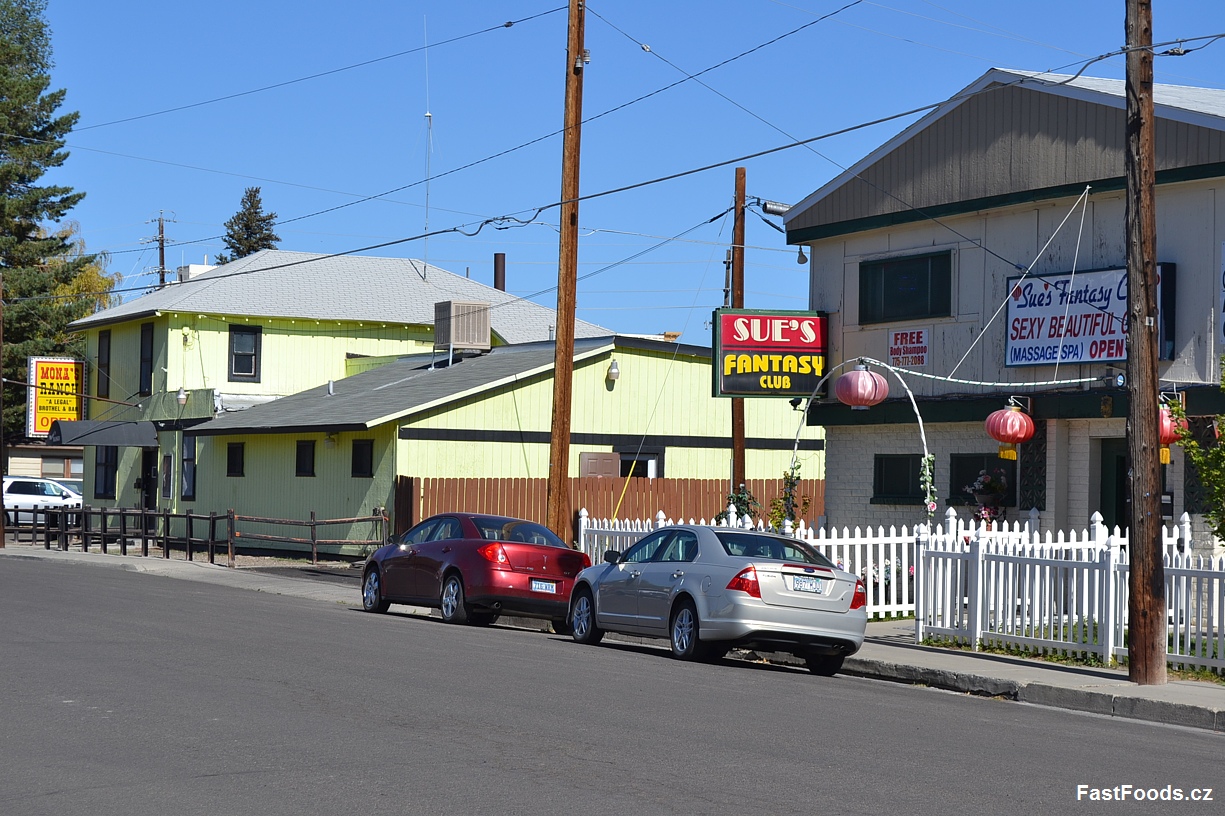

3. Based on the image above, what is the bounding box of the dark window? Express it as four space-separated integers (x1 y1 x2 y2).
97 330 111 399
296 440 315 477
859 252 952 324
161 454 172 498
950 454 1016 507
872 454 923 503
181 435 196 501
95 446 117 499
351 439 374 478
138 323 154 396
229 326 262 382
227 443 245 477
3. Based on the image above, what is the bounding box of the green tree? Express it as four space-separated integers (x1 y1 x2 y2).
0 0 98 438
1171 400 1225 540
214 186 280 264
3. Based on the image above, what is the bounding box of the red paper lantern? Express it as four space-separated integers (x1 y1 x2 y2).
834 365 889 410
984 405 1035 460
1158 404 1188 465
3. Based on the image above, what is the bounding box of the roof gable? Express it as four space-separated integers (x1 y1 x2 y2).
787 69 1225 241
71 250 609 345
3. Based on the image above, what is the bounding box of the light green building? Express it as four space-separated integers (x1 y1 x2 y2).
59 250 609 514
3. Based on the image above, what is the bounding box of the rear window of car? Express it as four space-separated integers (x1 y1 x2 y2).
476 518 567 548
714 531 835 568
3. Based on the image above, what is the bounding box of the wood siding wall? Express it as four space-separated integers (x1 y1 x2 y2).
792 83 1225 230
398 476 826 539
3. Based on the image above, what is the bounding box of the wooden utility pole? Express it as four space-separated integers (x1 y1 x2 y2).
731 167 747 490
157 212 167 287
545 0 586 542
1124 0 1166 685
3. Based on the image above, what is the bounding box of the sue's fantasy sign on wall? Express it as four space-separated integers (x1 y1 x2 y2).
1005 264 1175 367
712 309 827 397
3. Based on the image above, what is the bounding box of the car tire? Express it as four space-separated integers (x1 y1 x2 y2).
362 567 390 613
669 600 702 660
805 653 845 676
440 573 469 624
550 617 573 636
570 588 604 645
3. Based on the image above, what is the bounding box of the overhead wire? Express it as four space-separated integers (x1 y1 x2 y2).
74 8 567 132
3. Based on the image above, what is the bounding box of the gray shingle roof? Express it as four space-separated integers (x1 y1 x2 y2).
192 336 619 435
71 250 609 344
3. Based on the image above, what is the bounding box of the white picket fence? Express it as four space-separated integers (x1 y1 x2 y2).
578 505 1222 672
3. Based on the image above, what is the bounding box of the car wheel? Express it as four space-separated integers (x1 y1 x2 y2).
551 617 573 636
362 567 390 613
669 600 702 660
805 653 845 676
440 573 469 624
570 588 604 645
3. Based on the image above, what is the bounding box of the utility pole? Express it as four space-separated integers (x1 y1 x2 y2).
731 167 747 491
545 0 586 542
143 211 174 287
1124 0 1165 685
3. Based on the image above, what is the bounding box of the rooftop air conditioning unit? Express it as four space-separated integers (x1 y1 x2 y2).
434 301 491 352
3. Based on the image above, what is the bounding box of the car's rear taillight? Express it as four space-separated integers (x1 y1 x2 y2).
850 578 867 610
580 552 592 568
726 567 761 599
478 542 510 566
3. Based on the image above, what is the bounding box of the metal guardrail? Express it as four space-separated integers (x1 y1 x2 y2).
9 505 388 567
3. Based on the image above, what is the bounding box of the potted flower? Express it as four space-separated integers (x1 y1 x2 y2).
964 468 1008 521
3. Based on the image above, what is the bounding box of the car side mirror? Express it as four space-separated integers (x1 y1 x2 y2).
603 550 622 564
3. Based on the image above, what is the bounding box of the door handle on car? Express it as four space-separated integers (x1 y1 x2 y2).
672 570 684 579
629 570 641 578
442 546 451 553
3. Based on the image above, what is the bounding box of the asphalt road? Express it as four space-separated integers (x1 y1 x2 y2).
2 558 1221 816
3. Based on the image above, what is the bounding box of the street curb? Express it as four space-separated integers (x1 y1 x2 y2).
838 659 1225 733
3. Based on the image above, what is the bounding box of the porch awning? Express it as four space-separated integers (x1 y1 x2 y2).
47 420 159 447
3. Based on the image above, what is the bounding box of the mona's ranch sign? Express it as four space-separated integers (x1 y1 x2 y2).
1005 264 1175 367
713 309 827 397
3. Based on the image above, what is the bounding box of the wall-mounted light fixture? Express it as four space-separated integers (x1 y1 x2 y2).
324 433 337 449
796 246 808 265
606 359 620 382
176 386 188 406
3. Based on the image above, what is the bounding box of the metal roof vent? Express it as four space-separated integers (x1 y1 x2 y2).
434 301 491 352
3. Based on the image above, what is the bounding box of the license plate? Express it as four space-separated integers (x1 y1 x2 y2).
791 574 825 594
530 579 557 594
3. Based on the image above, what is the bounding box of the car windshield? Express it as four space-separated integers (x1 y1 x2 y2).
476 517 566 548
714 531 835 568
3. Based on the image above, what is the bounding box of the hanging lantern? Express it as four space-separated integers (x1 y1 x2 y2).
985 404 1034 460
834 364 889 410
1158 404 1187 465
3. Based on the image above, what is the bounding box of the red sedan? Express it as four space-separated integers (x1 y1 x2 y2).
361 513 591 630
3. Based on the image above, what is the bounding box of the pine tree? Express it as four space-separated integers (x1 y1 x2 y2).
214 187 280 264
0 0 99 439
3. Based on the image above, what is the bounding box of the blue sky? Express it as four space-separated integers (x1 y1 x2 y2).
43 1 1225 346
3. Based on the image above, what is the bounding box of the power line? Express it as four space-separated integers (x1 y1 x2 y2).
74 8 566 132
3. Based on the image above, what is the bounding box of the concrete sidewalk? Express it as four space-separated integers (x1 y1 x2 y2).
4 543 1222 732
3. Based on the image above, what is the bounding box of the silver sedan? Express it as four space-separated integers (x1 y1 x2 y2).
568 525 867 675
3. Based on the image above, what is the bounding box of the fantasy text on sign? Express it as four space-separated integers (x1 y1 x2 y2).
27 357 84 437
712 309 827 398
888 328 928 367
1004 265 1175 367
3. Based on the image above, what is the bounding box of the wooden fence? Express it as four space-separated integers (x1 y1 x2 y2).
397 475 825 539
13 505 388 566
